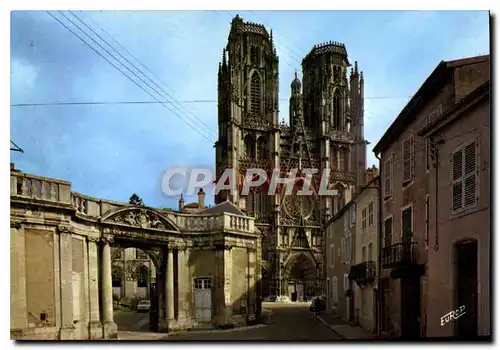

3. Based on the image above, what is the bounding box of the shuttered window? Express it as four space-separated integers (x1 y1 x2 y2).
384 217 393 247
332 277 338 303
368 201 374 226
341 237 345 262
452 141 478 212
384 157 393 198
425 194 429 247
403 136 415 183
362 208 367 230
329 244 335 267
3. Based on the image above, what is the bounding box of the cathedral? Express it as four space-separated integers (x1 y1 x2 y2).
214 15 367 299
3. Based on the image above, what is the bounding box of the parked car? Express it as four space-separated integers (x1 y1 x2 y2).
136 300 151 313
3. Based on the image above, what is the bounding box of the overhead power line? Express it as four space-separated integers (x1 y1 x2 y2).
47 11 214 142
11 95 412 108
68 11 214 134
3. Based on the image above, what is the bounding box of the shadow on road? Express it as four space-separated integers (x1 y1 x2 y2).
114 310 151 333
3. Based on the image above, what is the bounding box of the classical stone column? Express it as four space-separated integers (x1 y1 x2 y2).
101 236 117 339
247 247 256 321
87 237 102 339
177 247 189 323
165 248 175 329
215 242 233 327
58 225 75 340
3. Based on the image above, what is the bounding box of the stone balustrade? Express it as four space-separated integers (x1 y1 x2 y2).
176 213 255 234
11 170 256 236
10 172 71 204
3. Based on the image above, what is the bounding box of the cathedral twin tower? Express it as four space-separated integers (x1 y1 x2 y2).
215 15 366 298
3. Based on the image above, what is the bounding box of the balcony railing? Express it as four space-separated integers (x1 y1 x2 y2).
348 261 376 286
381 242 417 268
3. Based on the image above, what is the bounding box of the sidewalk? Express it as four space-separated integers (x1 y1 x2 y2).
314 313 380 339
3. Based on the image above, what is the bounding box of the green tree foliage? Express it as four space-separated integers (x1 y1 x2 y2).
129 193 144 206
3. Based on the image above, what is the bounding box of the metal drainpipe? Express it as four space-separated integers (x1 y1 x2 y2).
375 153 383 337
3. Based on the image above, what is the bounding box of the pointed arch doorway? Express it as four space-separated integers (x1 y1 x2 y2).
284 253 317 302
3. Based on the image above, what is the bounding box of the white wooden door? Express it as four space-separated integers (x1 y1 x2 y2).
297 283 304 301
194 278 212 322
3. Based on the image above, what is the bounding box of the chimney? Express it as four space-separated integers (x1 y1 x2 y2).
198 188 205 208
365 165 379 185
10 163 15 171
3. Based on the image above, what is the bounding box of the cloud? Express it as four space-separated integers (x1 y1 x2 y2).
10 58 39 99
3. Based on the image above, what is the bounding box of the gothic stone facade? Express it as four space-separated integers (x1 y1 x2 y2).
10 168 261 340
214 15 366 298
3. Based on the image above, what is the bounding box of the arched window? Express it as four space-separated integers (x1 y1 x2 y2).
250 73 261 115
333 90 341 128
362 246 367 262
137 265 149 288
247 191 255 215
244 134 255 159
259 191 268 215
368 243 373 262
258 136 268 160
112 266 123 288
338 147 345 170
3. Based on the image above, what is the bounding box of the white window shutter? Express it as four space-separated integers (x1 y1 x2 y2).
464 141 477 206
452 149 464 211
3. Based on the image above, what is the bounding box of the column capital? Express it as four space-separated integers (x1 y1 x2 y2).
10 220 22 229
87 236 100 243
57 224 73 234
101 235 114 245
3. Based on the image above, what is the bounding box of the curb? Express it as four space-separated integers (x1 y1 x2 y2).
313 314 345 339
168 323 267 336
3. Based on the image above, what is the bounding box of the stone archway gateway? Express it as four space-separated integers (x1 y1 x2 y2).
10 170 262 340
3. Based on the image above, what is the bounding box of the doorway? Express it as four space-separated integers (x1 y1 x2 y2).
288 282 304 302
401 275 421 339
380 278 391 334
455 240 478 338
194 277 212 323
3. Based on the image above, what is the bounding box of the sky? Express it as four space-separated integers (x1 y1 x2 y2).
10 10 490 209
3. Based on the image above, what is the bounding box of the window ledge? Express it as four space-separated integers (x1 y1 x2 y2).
449 205 485 221
402 179 414 189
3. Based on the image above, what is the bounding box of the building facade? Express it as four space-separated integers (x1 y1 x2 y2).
418 58 490 337
372 54 489 339
351 171 379 332
324 198 356 321
10 168 262 340
214 14 367 299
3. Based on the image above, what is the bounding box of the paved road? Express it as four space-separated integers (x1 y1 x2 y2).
163 303 342 341
114 310 150 332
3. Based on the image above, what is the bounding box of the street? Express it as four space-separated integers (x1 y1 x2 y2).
165 303 341 341
114 310 151 332
115 303 341 340
114 302 341 341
